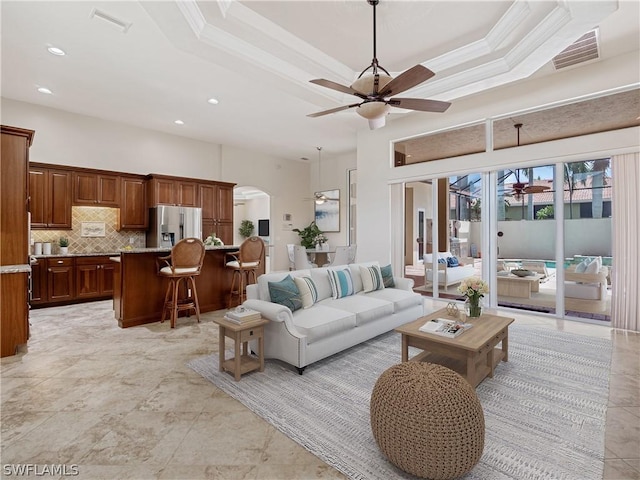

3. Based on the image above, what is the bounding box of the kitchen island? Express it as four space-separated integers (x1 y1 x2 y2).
112 245 263 328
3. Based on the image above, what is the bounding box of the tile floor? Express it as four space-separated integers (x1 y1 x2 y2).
1 299 638 480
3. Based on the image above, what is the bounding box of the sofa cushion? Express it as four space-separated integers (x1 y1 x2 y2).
380 264 395 288
565 282 601 300
319 295 393 326
365 288 423 313
360 265 385 293
584 258 600 274
328 267 355 299
268 275 302 312
292 305 356 344
294 276 318 309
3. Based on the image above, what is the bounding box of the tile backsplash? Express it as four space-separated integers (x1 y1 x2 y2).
31 207 146 254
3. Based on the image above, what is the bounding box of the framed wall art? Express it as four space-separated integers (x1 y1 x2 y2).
314 189 340 232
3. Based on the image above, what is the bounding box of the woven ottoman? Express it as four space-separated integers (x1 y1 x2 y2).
370 362 485 480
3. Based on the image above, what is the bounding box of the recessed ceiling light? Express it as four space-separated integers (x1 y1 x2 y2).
37 87 53 95
174 120 184 125
207 98 219 105
47 46 66 56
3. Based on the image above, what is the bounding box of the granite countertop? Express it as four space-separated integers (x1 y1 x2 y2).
119 245 239 254
0 264 31 274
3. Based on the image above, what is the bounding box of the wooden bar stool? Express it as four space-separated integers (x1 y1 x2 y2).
157 238 205 328
225 236 265 307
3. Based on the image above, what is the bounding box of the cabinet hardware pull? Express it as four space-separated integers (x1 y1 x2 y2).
57 260 63 264
48 268 52 272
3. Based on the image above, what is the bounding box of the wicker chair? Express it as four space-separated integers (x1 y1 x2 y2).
225 236 265 307
157 237 205 329
370 362 485 479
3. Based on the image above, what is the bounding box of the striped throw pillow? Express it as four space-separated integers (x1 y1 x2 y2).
327 268 354 299
360 265 385 293
294 276 319 309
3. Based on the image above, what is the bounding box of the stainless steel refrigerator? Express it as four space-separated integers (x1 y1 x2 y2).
146 206 202 248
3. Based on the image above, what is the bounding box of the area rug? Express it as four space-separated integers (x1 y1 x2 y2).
188 325 612 480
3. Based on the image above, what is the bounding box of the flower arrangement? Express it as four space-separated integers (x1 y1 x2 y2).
314 234 328 245
204 233 224 247
457 277 489 317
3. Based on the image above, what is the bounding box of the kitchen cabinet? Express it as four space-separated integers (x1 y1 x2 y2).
1 125 33 266
29 257 47 304
76 256 114 299
147 175 199 207
199 182 234 244
119 175 147 229
73 171 120 206
1 272 29 357
29 165 72 229
1 124 33 357
47 257 75 302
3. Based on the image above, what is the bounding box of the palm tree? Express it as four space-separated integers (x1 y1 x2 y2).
590 158 610 218
564 162 590 219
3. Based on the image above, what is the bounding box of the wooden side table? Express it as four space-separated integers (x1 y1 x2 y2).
214 316 268 381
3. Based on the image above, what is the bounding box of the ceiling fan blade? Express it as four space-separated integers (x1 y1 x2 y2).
522 185 550 194
309 79 367 99
307 103 361 118
379 65 435 97
387 97 451 113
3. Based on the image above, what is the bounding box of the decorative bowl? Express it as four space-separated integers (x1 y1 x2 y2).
511 269 534 277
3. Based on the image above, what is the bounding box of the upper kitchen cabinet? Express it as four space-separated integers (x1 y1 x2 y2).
199 181 235 244
119 175 147 230
1 125 33 265
73 171 120 207
29 163 72 230
147 175 199 207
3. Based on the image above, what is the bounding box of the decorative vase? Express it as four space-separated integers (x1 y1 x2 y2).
465 298 482 318
59 246 69 255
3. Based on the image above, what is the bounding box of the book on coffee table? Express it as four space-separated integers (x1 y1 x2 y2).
419 318 472 338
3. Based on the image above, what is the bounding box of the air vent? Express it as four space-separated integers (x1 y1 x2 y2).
553 29 599 70
89 8 132 33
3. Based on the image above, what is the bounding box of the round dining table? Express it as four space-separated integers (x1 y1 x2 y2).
305 247 336 267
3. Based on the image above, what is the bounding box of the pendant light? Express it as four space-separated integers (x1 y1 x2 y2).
315 147 327 204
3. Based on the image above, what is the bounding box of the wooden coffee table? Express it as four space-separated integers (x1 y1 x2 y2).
496 273 542 298
395 308 514 388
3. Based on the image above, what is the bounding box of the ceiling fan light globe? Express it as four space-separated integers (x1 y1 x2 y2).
356 101 390 120
351 73 393 95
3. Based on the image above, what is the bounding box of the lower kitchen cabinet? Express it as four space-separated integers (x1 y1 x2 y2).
1 271 29 357
30 255 116 308
76 256 114 299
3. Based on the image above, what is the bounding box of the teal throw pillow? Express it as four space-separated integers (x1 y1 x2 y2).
380 264 395 288
327 268 355 299
268 275 302 312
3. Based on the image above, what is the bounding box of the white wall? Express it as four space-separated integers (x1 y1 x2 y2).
1 98 311 271
355 51 640 271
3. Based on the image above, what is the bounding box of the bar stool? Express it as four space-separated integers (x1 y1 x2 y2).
157 238 205 328
225 236 265 307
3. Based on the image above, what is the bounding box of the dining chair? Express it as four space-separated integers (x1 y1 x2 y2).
157 237 205 328
286 244 296 270
293 245 318 270
347 244 357 264
328 246 351 267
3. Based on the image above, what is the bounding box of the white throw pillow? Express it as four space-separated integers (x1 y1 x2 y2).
293 276 318 309
359 265 385 293
585 258 600 274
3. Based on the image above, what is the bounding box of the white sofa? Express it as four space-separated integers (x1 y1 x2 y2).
564 263 609 314
243 262 424 374
423 251 476 288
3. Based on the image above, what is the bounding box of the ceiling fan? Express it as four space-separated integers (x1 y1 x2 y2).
304 147 339 204
307 0 451 130
508 124 550 201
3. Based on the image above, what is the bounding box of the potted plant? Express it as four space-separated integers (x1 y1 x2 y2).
239 220 255 238
293 221 324 249
59 236 69 255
